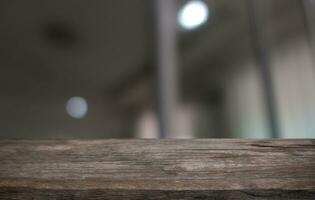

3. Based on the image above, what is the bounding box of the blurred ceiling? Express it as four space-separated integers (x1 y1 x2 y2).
0 0 152 98
0 0 252 98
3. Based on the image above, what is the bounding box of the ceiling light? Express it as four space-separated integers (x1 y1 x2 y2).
66 97 88 119
178 0 209 30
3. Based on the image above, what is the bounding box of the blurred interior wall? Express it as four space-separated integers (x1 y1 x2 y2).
224 0 315 138
265 0 315 138
136 103 214 138
224 59 270 138
0 93 133 139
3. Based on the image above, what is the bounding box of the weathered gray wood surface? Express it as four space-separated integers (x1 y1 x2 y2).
0 139 314 199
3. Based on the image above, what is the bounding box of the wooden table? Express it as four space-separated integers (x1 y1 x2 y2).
0 139 314 199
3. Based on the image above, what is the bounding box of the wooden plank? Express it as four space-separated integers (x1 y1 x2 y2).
0 139 314 199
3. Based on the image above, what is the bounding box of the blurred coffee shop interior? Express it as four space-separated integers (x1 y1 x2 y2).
1 0 315 139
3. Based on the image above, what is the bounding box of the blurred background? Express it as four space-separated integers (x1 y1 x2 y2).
0 0 315 139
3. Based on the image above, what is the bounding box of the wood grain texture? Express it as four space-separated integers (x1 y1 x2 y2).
0 139 314 199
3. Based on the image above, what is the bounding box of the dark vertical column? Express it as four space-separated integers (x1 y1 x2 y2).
246 0 280 138
154 0 179 138
300 0 315 61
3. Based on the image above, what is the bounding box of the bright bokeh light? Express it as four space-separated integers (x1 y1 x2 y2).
178 0 209 30
66 97 88 119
